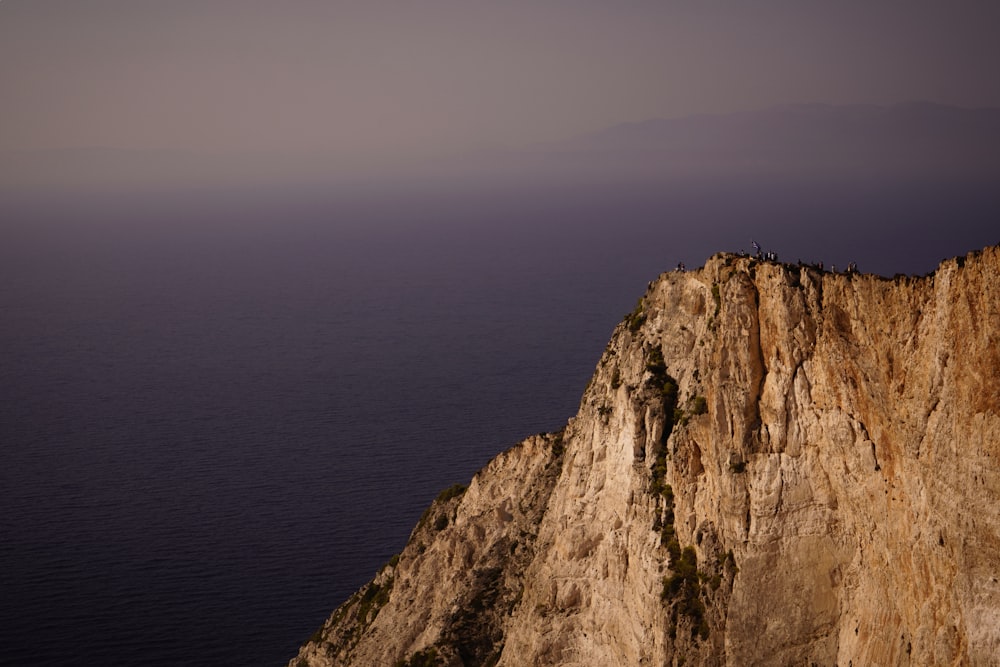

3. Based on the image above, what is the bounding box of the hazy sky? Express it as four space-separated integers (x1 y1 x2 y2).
3 1 1000 158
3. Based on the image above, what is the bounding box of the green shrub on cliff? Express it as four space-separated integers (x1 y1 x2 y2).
662 546 710 640
435 483 468 503
395 646 441 667
625 298 647 332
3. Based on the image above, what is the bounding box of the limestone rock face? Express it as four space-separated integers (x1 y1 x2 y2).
289 246 1000 667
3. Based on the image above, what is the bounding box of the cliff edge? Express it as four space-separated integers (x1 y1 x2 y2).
290 245 1000 667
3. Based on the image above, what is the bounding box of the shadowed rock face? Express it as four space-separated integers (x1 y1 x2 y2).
290 245 1000 667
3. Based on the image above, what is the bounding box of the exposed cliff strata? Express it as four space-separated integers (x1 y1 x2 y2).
290 245 1000 667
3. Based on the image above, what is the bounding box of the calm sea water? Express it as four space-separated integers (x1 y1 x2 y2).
1 181 996 665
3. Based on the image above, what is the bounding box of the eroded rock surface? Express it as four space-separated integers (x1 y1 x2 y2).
290 246 1000 667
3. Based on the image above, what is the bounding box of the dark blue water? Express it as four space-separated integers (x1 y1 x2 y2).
1 180 997 665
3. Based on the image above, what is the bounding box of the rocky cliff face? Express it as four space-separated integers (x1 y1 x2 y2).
289 245 1000 667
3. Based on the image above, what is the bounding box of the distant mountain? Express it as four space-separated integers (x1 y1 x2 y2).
537 101 1000 180
5 103 999 192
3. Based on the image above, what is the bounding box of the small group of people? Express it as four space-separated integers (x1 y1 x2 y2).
676 241 860 275
801 260 859 274
747 240 860 275
744 240 777 262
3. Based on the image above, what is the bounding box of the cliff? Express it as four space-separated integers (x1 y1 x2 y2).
289 245 1000 667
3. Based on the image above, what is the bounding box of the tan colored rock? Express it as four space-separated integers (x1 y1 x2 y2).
290 246 1000 667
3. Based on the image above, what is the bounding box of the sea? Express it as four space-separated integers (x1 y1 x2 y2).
2 178 997 665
